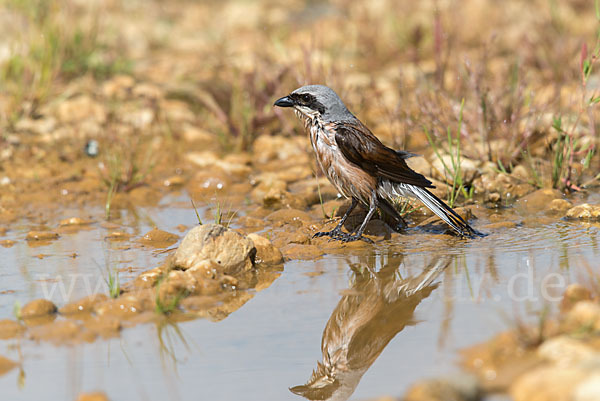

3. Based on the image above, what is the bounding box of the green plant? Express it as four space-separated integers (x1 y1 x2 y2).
520 149 543 188
107 267 120 299
105 175 117 220
154 277 186 315
156 320 191 371
212 201 237 227
190 198 203 225
551 116 594 190
547 14 600 191
394 198 423 217
424 99 473 207
100 137 157 219
13 301 22 320
0 0 131 125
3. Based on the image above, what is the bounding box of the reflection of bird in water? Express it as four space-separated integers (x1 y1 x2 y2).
290 255 450 401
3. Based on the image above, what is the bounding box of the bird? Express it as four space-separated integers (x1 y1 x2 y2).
290 253 450 401
274 84 481 243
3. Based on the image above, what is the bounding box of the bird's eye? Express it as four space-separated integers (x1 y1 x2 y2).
300 94 311 103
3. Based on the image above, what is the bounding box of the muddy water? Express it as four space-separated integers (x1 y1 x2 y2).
1 194 599 401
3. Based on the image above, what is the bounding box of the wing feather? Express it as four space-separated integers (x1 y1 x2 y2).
334 121 434 188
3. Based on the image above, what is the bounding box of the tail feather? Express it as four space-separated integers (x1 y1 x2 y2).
377 180 482 237
407 186 480 237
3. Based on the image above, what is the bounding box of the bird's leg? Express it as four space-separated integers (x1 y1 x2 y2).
313 198 358 239
336 191 378 244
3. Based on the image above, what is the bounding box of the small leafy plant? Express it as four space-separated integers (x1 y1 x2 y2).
425 99 474 207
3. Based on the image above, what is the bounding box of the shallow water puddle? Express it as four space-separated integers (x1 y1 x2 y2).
1 197 599 400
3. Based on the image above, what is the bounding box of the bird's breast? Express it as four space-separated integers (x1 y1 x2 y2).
307 121 376 204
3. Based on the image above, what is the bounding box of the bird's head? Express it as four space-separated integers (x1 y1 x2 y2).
274 85 355 123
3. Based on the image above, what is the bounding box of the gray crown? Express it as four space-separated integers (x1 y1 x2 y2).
292 85 357 123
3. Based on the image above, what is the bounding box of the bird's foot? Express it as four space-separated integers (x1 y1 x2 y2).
313 228 374 244
312 227 343 239
333 232 374 244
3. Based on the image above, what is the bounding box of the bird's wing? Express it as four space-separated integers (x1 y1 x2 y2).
334 121 434 188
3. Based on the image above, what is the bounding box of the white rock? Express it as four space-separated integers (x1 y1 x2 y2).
173 224 256 276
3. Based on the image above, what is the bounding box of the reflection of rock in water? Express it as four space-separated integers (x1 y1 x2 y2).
290 255 450 401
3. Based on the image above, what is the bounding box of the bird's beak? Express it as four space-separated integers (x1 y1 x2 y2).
274 96 294 108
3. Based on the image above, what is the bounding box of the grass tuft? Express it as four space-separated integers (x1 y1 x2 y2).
424 99 473 207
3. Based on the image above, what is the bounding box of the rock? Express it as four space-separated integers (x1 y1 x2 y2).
59 217 93 226
511 165 531 181
59 294 109 315
122 108 154 129
561 284 592 312
138 228 179 248
566 204 600 221
94 295 143 318
14 117 57 135
574 373 600 401
310 199 346 220
161 99 195 123
483 173 513 198
271 230 312 248
188 169 231 194
76 391 111 401
510 183 536 199
430 154 480 185
265 209 313 226
566 301 600 330
281 244 324 260
105 231 131 241
486 192 501 203
250 176 287 201
57 96 106 124
181 125 215 144
25 231 59 241
184 263 229 295
290 177 340 206
163 175 185 187
517 189 563 214
0 319 25 339
406 156 433 178
275 166 313 183
510 366 586 401
403 373 482 401
185 151 219 168
548 199 573 214
186 151 251 179
251 135 306 165
172 224 256 275
237 215 265 229
21 299 57 318
0 240 15 248
538 336 598 366
133 83 163 99
102 74 135 98
262 188 307 210
223 153 252 166
157 270 194 303
482 221 518 230
247 234 284 265
133 266 166 289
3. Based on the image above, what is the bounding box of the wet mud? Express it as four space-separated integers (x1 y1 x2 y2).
2 0 600 400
